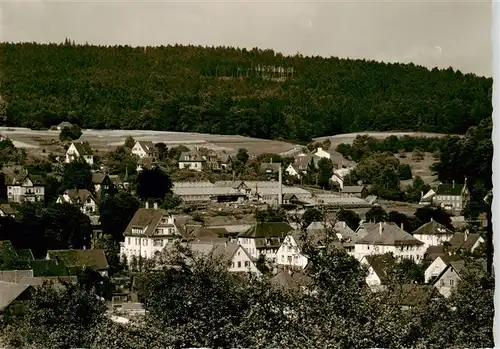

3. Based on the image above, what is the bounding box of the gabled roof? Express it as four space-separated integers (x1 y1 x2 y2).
46 249 109 271
436 183 465 196
178 150 205 162
271 270 312 292
188 227 227 243
62 189 96 204
432 259 487 285
0 204 15 216
123 208 172 237
447 232 484 251
15 249 34 261
30 259 69 277
189 241 255 263
136 141 156 153
91 172 110 185
0 281 32 311
238 222 293 238
293 154 320 170
363 254 395 284
342 185 365 194
0 270 34 283
412 220 454 236
5 172 44 186
71 142 93 156
260 163 281 171
356 222 424 246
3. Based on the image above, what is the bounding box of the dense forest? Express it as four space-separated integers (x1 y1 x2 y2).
0 41 493 142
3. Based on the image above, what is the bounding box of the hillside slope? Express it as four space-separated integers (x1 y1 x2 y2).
0 42 493 142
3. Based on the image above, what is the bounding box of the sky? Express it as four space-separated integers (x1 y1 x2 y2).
0 0 493 77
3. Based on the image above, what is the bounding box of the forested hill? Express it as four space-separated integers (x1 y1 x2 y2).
0 42 493 142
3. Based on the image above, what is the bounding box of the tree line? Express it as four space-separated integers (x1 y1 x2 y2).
0 42 492 142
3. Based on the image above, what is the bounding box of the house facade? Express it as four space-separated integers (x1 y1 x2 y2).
412 219 455 249
131 141 157 159
65 142 94 165
354 222 425 262
330 167 354 190
237 222 293 263
92 172 113 194
276 233 309 270
432 181 469 213
56 189 98 216
178 150 206 172
120 206 184 262
341 185 368 198
424 255 462 284
6 173 45 203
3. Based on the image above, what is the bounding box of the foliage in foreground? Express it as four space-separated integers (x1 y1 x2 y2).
0 245 493 349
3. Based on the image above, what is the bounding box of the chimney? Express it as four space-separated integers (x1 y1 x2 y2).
452 180 455 188
278 165 283 205
464 229 469 241
421 191 423 198
343 222 346 228
145 201 149 209
153 202 158 209
379 222 382 235
430 217 433 222
400 223 404 230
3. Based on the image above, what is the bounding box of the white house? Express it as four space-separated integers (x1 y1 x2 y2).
120 204 185 262
285 154 321 178
178 150 206 172
330 167 354 190
424 255 463 284
189 241 260 274
65 142 94 165
306 221 356 255
432 181 469 213
6 172 45 203
56 189 98 216
0 204 15 217
91 172 113 194
431 259 487 298
354 222 425 262
276 233 309 270
237 222 293 263
412 219 455 249
360 254 392 292
131 141 157 159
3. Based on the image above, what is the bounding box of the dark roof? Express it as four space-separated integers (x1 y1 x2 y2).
432 259 487 285
15 249 34 261
5 172 44 186
260 163 281 172
283 193 298 201
293 154 320 170
436 183 465 196
124 208 176 237
238 222 293 238
447 232 484 251
91 172 110 185
385 284 439 307
342 186 365 194
356 222 424 246
0 240 16 259
271 270 312 292
137 141 156 153
188 227 227 243
61 189 96 204
0 270 34 283
412 220 454 236
72 142 93 155
46 249 109 271
424 246 446 261
30 259 69 277
179 151 205 162
363 254 396 284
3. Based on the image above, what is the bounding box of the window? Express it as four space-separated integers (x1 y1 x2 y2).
237 261 241 268
244 261 249 267
281 255 284 262
449 279 455 287
153 239 163 247
232 262 235 268
287 256 292 263
127 237 130 245
143 239 148 246
440 280 445 286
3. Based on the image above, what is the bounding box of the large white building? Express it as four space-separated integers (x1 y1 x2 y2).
276 233 309 270
56 189 98 217
237 222 293 263
65 142 94 165
120 205 185 262
354 222 425 262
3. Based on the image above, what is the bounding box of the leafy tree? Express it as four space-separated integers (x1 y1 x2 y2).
162 193 182 211
388 211 422 233
236 148 249 164
124 135 135 149
414 206 453 230
397 163 413 180
92 234 121 275
136 167 173 202
365 206 388 223
59 125 82 141
254 206 286 222
336 209 361 231
301 208 324 229
2 281 107 349
61 159 93 191
42 203 93 249
0 172 7 201
404 176 430 203
317 158 333 189
155 142 167 161
99 192 140 242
